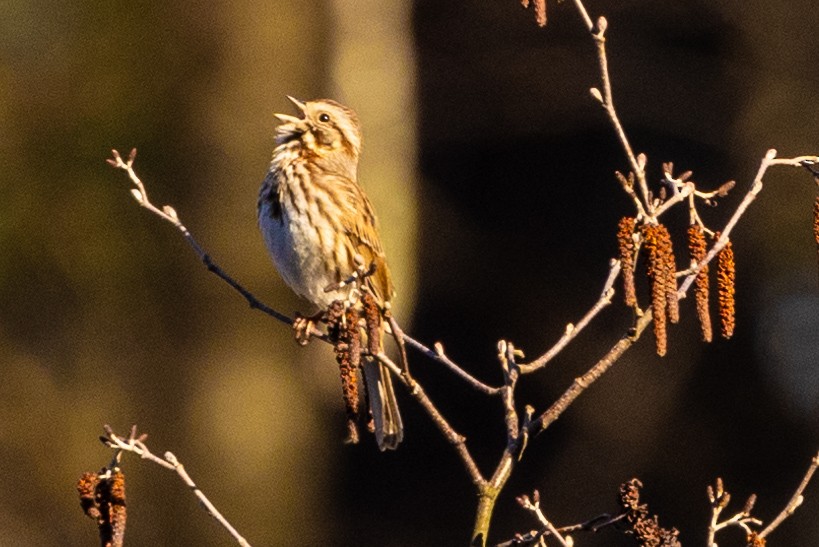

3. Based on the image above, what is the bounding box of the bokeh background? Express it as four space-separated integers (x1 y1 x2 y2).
1 1 818 545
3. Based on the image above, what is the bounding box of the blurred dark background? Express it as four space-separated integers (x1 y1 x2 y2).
1 1 817 545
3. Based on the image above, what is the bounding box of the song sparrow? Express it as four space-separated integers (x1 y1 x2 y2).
257 96 403 450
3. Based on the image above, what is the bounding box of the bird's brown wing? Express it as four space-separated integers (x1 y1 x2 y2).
334 175 395 305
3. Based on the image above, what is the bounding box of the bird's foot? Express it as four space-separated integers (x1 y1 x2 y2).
293 311 325 346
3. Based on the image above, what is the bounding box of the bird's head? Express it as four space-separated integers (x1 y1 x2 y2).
274 96 362 162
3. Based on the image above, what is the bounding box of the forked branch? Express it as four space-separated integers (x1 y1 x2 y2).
98 425 251 547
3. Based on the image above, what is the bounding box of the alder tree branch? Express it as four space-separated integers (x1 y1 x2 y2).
703 455 819 547
98 425 251 547
375 351 486 486
497 478 686 546
495 510 626 547
678 151 819 295
587 17 651 216
706 477 761 546
759 451 819 539
106 150 301 333
516 490 571 547
519 258 620 374
402 334 502 395
107 148 502 391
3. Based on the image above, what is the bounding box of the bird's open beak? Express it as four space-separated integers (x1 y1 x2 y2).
274 96 308 125
286 95 307 112
274 112 302 124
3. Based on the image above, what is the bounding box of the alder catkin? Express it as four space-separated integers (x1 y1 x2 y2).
642 224 669 356
617 217 638 307
327 301 361 444
716 236 736 339
659 226 680 325
687 225 712 342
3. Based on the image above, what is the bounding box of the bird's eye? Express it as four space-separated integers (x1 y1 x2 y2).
318 113 331 123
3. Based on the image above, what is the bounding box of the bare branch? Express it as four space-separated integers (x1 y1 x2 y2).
400 332 503 395
520 259 619 373
517 490 572 547
678 152 819 296
107 149 309 334
100 425 251 547
759 451 819 539
586 19 651 216
498 341 522 449
568 0 593 31
530 308 652 437
495 511 626 546
375 353 486 487
706 477 762 546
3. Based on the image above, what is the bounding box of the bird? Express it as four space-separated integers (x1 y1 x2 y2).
257 96 403 450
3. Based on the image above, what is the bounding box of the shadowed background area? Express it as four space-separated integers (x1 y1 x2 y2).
1 1 817 545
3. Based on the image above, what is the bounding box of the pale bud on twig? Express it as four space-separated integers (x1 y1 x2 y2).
163 205 178 221
742 493 757 515
106 149 123 168
637 153 647 172
589 87 604 104
716 180 736 197
130 189 144 204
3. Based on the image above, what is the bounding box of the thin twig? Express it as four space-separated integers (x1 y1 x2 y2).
678 152 819 296
107 149 317 336
516 491 571 547
385 314 413 382
101 425 251 547
587 18 651 216
375 352 486 487
569 0 593 31
498 341 522 449
530 308 652 436
495 509 627 546
653 182 694 218
760 451 819 538
705 478 761 546
401 332 503 395
520 259 620 373
108 148 488 492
